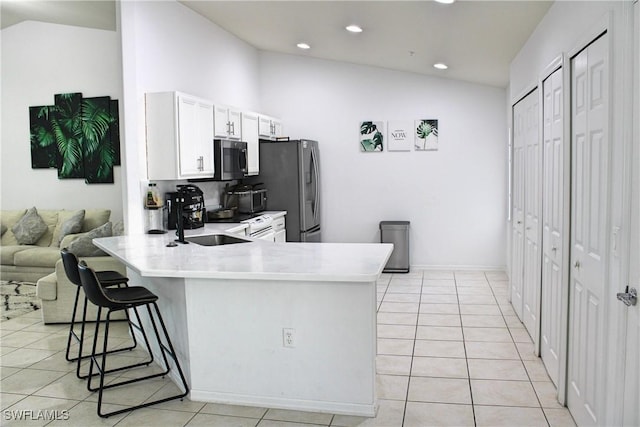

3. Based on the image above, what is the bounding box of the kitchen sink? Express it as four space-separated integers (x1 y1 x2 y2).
184 234 251 246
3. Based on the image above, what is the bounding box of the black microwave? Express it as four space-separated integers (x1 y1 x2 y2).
213 139 247 181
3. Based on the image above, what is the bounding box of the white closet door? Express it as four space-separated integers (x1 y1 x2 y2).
522 89 542 341
622 4 639 424
540 67 565 387
567 32 610 427
511 97 528 319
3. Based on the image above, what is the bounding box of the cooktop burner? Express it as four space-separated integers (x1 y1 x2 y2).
205 212 262 223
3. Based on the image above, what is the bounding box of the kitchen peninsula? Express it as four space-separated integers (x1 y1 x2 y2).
93 232 393 416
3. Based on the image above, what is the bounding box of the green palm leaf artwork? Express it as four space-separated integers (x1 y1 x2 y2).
29 92 121 183
415 119 439 151
30 106 59 168
360 121 384 152
54 93 85 178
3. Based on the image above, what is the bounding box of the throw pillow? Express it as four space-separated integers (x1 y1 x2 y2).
56 210 85 246
11 207 48 244
112 221 125 236
67 222 113 257
1 224 6 236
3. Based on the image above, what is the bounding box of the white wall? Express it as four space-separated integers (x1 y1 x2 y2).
510 1 618 101
119 0 261 233
260 53 508 268
1 21 124 222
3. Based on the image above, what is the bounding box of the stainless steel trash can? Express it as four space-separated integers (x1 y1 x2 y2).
380 221 410 273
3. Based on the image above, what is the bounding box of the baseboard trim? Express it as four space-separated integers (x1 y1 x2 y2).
189 389 376 417
406 265 507 272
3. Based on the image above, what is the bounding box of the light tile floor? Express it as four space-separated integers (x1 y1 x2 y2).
0 270 577 426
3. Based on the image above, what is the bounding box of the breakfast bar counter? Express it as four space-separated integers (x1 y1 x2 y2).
93 234 393 417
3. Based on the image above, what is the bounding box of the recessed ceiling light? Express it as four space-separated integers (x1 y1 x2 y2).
346 25 363 33
434 0 455 4
433 63 448 70
297 43 311 50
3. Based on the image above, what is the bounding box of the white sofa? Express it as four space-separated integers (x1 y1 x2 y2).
37 256 126 324
0 208 125 323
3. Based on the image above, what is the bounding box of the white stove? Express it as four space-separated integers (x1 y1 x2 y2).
241 214 275 240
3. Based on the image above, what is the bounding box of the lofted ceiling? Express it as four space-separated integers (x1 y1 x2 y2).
180 0 552 87
0 0 116 31
1 0 553 88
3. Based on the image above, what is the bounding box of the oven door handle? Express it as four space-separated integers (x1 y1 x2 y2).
251 227 274 239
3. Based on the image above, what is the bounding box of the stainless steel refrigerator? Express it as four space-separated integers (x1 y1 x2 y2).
254 139 321 242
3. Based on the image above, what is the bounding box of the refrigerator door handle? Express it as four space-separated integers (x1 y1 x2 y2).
311 145 320 222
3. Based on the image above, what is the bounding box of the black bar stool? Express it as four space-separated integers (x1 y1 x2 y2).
60 248 139 379
78 262 189 418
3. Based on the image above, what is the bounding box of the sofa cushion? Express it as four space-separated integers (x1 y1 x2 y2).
14 247 61 268
51 210 85 247
0 209 27 246
82 209 111 233
60 232 84 249
12 207 48 245
0 245 31 265
68 222 112 257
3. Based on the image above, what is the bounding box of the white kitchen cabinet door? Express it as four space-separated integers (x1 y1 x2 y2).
271 118 283 138
241 112 259 176
146 92 214 180
273 216 286 242
274 230 286 242
214 106 242 140
258 115 283 140
179 97 214 176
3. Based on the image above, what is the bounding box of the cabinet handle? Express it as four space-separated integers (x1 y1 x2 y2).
197 156 203 171
231 122 235 135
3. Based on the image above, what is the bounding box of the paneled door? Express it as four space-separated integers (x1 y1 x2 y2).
567 32 609 427
622 5 639 423
511 94 529 320
540 67 565 387
522 89 542 341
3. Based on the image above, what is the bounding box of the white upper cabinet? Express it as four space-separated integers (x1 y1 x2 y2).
214 105 242 140
258 115 283 140
145 92 214 180
241 112 260 176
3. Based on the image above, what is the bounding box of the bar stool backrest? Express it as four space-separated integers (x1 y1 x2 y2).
78 262 113 308
60 248 82 287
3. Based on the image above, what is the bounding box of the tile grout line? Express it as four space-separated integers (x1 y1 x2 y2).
399 271 423 427
484 272 552 427
457 272 477 427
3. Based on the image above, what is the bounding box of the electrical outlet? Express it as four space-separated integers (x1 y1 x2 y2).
283 328 295 348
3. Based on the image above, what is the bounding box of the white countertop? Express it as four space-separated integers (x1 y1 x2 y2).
94 229 393 283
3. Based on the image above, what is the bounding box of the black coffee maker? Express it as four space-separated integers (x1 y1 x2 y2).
166 185 205 230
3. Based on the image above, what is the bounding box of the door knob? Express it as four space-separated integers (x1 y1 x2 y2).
617 286 638 307
574 260 581 269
